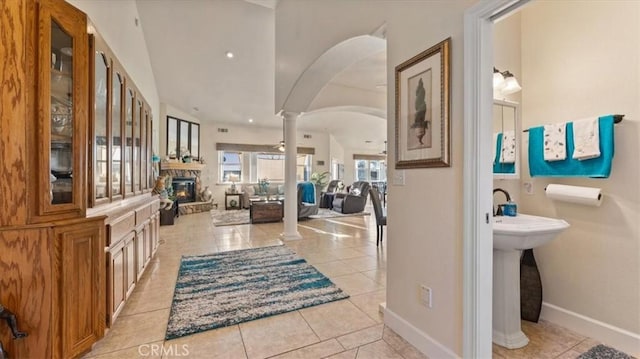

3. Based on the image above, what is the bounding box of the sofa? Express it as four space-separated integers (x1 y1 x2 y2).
240 183 285 208
332 181 370 214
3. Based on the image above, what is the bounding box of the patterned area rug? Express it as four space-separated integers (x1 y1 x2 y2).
165 245 349 340
211 208 370 226
578 344 634 359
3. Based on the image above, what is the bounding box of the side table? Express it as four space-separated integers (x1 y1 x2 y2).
225 192 244 210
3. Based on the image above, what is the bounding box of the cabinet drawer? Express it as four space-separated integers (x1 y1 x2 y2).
150 199 160 213
135 204 151 225
109 212 135 246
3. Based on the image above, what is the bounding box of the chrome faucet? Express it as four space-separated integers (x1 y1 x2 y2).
493 188 511 216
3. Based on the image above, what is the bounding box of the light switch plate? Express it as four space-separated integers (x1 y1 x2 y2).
393 170 405 186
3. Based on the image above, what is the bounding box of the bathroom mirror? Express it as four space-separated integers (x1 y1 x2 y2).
493 99 520 179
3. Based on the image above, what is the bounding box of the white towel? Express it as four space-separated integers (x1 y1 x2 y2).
499 130 516 164
543 123 567 161
572 117 600 160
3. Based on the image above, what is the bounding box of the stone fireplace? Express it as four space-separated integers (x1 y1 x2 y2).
159 162 216 215
172 177 196 203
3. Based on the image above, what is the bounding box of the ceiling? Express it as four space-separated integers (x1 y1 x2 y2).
136 0 386 151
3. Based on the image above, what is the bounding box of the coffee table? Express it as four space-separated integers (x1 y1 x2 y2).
249 200 283 224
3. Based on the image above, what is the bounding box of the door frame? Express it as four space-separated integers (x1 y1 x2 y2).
462 1 531 357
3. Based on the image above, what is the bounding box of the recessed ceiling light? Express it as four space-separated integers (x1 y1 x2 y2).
248 118 254 123
225 51 234 59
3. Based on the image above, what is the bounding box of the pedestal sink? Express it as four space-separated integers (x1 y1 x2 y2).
492 213 570 349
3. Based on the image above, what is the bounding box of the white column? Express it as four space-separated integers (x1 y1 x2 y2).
281 111 301 240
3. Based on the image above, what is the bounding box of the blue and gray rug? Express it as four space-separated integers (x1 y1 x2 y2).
578 344 635 359
165 245 349 340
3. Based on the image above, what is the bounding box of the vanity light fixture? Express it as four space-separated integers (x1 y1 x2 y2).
500 71 522 95
493 67 521 97
493 67 505 89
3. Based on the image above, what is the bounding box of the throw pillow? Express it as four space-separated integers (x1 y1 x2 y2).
245 185 255 196
277 184 285 195
350 188 361 196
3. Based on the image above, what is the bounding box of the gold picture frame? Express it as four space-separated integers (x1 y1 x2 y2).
395 37 451 169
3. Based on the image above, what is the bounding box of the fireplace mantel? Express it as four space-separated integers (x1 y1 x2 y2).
160 162 206 171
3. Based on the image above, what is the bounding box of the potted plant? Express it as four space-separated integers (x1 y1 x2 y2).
310 171 330 204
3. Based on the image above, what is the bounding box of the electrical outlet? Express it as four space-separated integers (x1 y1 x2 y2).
524 181 534 195
419 285 432 308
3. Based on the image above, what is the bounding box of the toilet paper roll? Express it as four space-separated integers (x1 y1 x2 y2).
544 184 602 206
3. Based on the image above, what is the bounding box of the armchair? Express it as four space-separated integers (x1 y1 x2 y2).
298 182 318 219
332 181 370 214
319 180 342 209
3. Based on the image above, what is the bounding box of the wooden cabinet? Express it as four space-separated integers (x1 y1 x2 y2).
108 238 126 326
54 220 105 358
0 1 159 357
31 0 89 222
105 199 160 326
89 30 154 207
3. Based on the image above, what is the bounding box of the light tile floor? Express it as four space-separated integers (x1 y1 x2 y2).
83 211 623 359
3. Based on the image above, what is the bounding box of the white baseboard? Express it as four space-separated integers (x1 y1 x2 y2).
541 302 640 357
383 307 460 359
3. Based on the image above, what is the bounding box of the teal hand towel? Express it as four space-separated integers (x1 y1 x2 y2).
528 115 615 178
493 133 515 174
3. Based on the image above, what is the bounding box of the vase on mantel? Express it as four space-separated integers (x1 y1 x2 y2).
520 248 542 322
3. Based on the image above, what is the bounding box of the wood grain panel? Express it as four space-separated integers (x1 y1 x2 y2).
108 211 135 246
135 227 145 281
135 204 151 225
124 232 136 298
0 228 53 359
108 240 126 326
54 219 105 358
0 0 29 226
33 0 88 221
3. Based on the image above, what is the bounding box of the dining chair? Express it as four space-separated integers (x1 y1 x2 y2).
369 187 387 246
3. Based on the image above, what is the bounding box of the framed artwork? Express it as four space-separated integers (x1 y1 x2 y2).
395 37 451 169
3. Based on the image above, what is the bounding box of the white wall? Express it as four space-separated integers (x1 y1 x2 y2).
519 1 640 347
277 0 475 356
309 83 386 111
66 0 160 154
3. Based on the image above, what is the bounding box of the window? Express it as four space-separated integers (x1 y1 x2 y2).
217 144 313 183
354 158 387 183
220 151 242 182
256 153 285 181
166 116 200 159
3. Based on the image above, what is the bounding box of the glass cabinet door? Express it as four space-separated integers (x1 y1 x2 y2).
125 89 133 195
134 99 142 193
139 100 147 191
50 20 74 205
112 72 123 198
37 0 88 217
94 50 109 203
